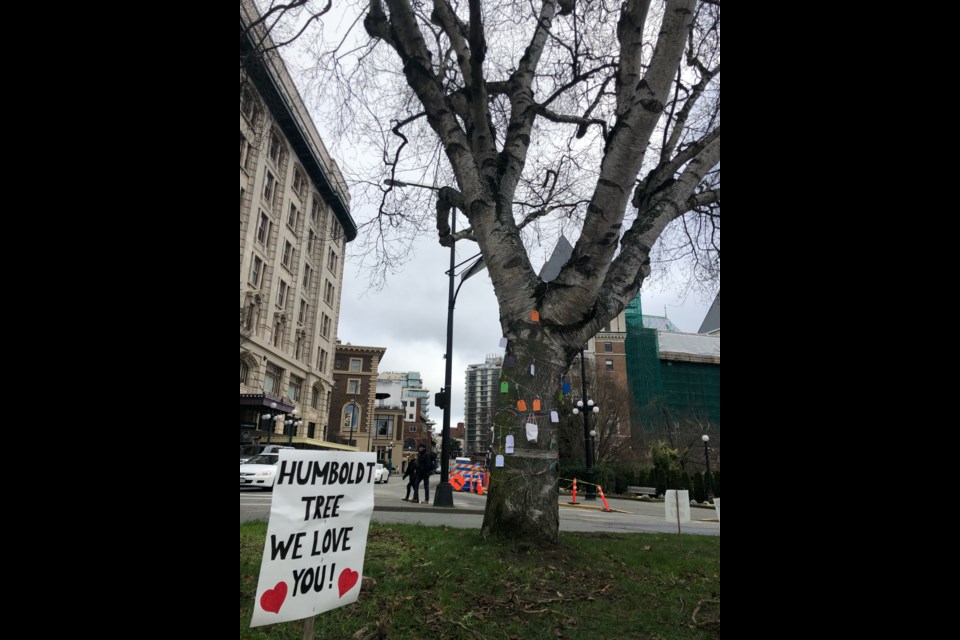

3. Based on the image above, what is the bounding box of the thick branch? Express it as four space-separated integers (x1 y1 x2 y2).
615 0 652 116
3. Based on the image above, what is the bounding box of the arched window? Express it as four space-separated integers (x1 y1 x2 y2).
343 404 359 429
240 360 249 384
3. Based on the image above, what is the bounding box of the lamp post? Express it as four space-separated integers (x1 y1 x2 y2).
285 408 302 445
385 179 484 508
572 348 600 500
262 402 302 445
702 434 714 502
262 401 278 444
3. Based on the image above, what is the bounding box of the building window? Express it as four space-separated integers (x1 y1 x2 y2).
311 386 322 409
605 359 614 371
292 168 306 196
256 212 270 245
277 281 288 308
240 133 251 168
240 360 249 385
327 249 339 273
264 364 282 395
248 255 264 288
295 333 304 359
311 198 322 226
343 405 359 438
349 358 362 372
409 425 417 433
268 130 283 165
273 320 284 347
307 422 316 438
299 300 307 324
240 83 259 123
263 172 276 205
319 349 328 373
302 265 312 289
376 415 394 437
320 313 331 338
287 203 300 230
347 379 360 394
604 342 613 353
307 230 315 254
288 375 303 402
282 241 294 268
324 280 335 305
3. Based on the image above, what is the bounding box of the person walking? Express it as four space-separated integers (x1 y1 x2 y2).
402 455 419 502
416 444 433 504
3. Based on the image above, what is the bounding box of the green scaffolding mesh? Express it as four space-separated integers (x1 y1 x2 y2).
625 295 721 432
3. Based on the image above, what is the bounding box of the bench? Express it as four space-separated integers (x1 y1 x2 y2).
626 486 657 497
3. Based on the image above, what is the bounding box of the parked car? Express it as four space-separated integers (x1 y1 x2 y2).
373 463 390 484
240 444 293 464
239 453 280 489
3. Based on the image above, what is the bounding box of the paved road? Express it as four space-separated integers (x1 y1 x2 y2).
241 478 719 536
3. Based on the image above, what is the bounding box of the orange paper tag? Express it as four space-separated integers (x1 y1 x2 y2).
533 399 541 411
517 399 527 412
530 310 540 322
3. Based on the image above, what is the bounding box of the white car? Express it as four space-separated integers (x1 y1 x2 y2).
373 463 390 484
239 453 280 490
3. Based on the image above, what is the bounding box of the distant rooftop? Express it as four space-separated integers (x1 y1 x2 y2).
698 290 720 334
658 331 720 364
643 315 680 332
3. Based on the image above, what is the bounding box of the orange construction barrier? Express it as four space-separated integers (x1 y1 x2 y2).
568 477 578 505
450 474 465 491
597 485 613 512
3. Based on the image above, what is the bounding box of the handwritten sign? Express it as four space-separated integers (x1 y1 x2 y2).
250 451 376 627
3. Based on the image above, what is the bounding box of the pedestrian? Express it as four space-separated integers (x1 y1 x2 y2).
416 444 433 504
402 455 419 502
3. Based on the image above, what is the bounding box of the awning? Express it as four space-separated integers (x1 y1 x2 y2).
285 436 360 452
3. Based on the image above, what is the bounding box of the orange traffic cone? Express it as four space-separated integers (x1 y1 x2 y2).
597 485 613 512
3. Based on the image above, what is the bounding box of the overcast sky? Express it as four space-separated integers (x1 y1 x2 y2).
335 235 714 430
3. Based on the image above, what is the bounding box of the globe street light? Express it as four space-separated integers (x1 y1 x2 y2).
285 408 302 445
572 354 601 501
261 401 278 444
702 434 714 502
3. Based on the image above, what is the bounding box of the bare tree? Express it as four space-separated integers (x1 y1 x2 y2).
242 0 720 543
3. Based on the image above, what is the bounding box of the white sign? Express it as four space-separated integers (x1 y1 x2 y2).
250 451 376 627
505 435 514 454
664 490 691 524
495 455 504 467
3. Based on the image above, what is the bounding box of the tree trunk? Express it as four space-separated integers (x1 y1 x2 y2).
481 336 570 543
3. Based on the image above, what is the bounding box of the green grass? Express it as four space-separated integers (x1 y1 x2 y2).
241 521 720 639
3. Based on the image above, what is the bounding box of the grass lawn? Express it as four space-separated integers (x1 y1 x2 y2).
240 521 719 639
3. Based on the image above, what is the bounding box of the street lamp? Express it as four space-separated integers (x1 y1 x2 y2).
261 402 278 444
261 402 303 444
572 349 600 500
702 434 714 502
589 429 597 465
285 408 302 445
385 178 484 508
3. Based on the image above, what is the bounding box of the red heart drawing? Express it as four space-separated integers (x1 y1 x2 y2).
338 568 359 597
260 581 288 613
